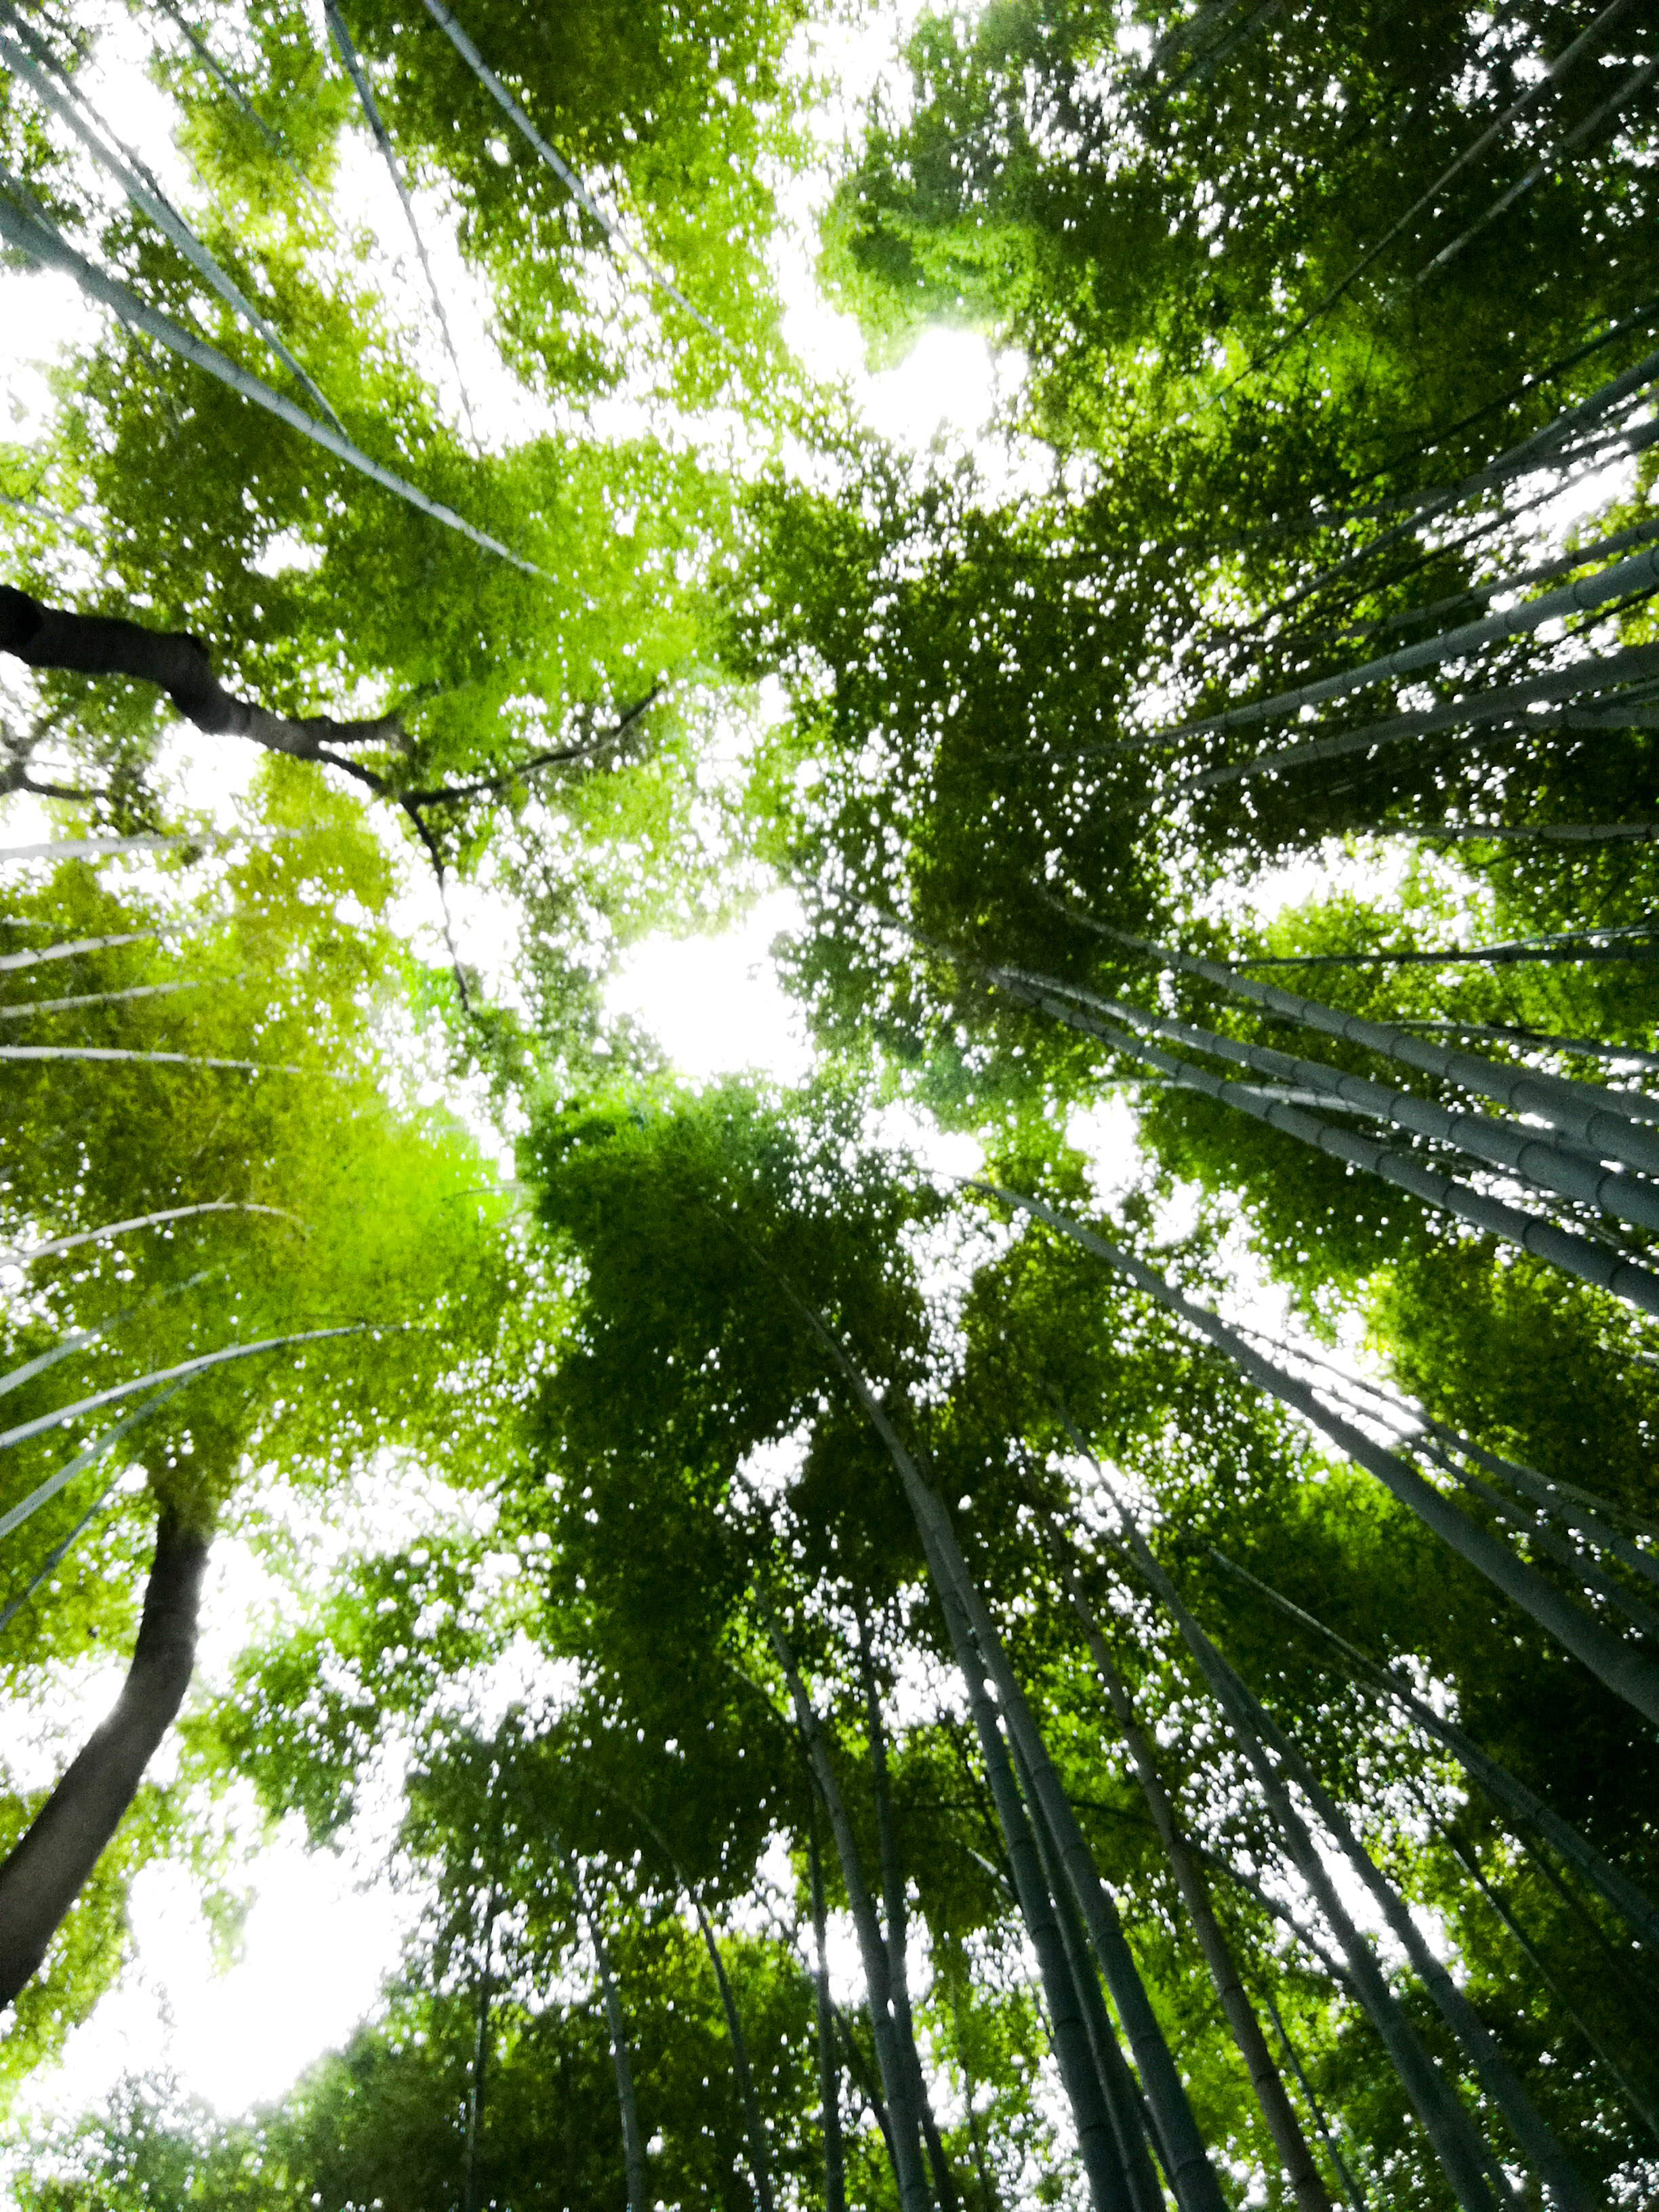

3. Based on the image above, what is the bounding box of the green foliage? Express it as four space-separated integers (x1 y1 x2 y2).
0 766 512 1547
9 3 1659 2205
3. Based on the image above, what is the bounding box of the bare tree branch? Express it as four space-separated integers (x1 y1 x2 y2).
395 689 661 810
0 756 100 805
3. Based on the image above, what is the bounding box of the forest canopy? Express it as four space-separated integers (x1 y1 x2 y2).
1 2 1658 2209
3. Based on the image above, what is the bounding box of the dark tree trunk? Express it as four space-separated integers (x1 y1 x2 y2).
0 1511 209 2005
0 586 400 759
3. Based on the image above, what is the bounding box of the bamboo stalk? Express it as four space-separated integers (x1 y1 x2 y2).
759 1601 933 2212
773 1282 1230 2212
1077 1477 1512 2212
1198 0 1640 409
0 5 344 429
0 1322 376 1462
0 1387 179 1555
992 953 1659 1236
1417 54 1659 283
323 0 478 445
418 0 731 352
1063 908 1659 1173
0 1201 302 1273
0 983 200 1019
0 932 153 974
983 966 1659 1321
1155 540 1659 745
1193 640 1659 790
941 1579 1149 2212
1208 1551 1659 1956
806 1805 848 2212
1051 1540 1334 2212
571 1862 649 2212
0 181 544 580
974 1182 1659 1732
1242 324 1659 621
1007 1715 1166 2212
857 1617 959 2212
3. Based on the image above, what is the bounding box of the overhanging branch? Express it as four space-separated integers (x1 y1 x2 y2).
0 586 402 760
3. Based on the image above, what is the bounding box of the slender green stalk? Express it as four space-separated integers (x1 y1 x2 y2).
0 1044 296 1071
1200 0 1639 405
1427 1447 1659 1645
150 0 324 197
1307 517 1659 647
1002 1714 1166 2212
983 968 1659 1319
0 982 200 1021
1229 1655 1589 2210
832 2003 898 2165
0 1324 373 1462
417 0 731 350
1153 539 1659 746
1519 1837 1659 2011
1184 1835 1355 1992
760 1601 933 2212
570 1861 648 2212
857 1615 959 2212
1439 1825 1659 2149
1355 820 1659 847
1208 1552 1659 1956
1086 1455 1589 2211
806 1804 848 2212
0 182 544 579
773 1282 1228 2212
0 1322 115 1403
0 1392 174 1546
1416 54 1659 283
989 950 1659 1237
1222 1328 1659 1581
0 1478 124 1637
1083 1509 1507 2211
462 1879 498 2212
691 1896 777 2212
1237 323 1659 621
0 1202 300 1273
940 1580 1147 2212
1192 640 1659 790
1386 1019 1659 1076
578 1765 778 2212
1051 1538 1332 2212
0 931 154 974
0 828 302 862
1260 1984 1373 2212
0 1387 183 1631
976 1183 1659 1731
323 0 478 444
1226 922 1659 973
0 5 343 428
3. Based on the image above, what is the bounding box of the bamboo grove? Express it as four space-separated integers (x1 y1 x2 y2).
1 0 1658 2207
